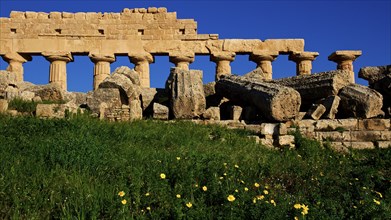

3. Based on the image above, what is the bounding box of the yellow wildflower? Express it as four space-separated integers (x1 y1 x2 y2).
176 157 181 160
224 163 227 166
294 217 299 220
223 173 227 176
176 194 181 198
375 191 383 198
294 204 302 209
253 198 257 204
145 192 150 196
121 199 127 205
160 173 166 179
301 205 309 215
265 185 269 189
257 195 265 200
227 195 236 202
186 202 193 208
263 190 269 195
202 186 208 191
118 191 125 197
254 183 260 188
235 189 239 193
146 206 151 211
234 164 239 168
244 187 249 191
194 184 198 188
270 200 276 206
219 176 224 180
373 199 381 205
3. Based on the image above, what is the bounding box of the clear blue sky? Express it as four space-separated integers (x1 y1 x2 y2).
1 0 390 92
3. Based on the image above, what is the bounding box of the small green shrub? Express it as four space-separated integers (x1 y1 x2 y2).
8 98 38 114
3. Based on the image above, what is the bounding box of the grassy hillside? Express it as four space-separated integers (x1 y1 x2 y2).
0 114 390 219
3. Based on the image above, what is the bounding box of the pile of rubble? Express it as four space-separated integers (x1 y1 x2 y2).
0 64 390 151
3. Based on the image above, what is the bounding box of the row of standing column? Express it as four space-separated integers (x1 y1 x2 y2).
1 50 362 91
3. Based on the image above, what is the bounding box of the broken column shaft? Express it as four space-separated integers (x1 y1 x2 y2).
249 50 278 80
42 51 73 91
289 51 319 76
210 52 235 80
89 53 115 90
328 50 362 83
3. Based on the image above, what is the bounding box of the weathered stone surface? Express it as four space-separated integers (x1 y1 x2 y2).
305 104 326 120
19 91 35 101
63 92 87 106
129 99 142 120
153 103 169 120
316 131 390 142
358 119 390 131
166 68 206 119
278 123 288 135
216 74 301 122
277 135 295 146
343 142 375 150
377 141 391 148
86 88 122 114
273 70 351 108
140 88 168 117
244 124 262 134
36 104 65 118
202 107 220 120
231 105 243 120
338 84 384 118
0 71 18 99
0 99 8 113
319 95 340 119
315 119 358 131
26 84 64 101
260 123 279 136
328 142 349 153
204 82 223 108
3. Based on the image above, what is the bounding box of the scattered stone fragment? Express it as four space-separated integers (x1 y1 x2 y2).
305 104 326 120
203 107 220 120
319 95 340 119
166 68 206 119
231 105 243 121
153 103 169 120
0 99 8 113
338 84 384 118
277 135 295 146
216 74 301 122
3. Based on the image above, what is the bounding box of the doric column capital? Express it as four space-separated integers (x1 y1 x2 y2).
328 50 362 63
289 51 319 62
2 52 32 63
128 52 154 64
249 50 278 63
169 52 195 64
42 51 73 63
88 53 115 63
210 51 235 62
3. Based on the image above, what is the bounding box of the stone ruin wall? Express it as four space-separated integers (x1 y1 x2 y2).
0 8 390 152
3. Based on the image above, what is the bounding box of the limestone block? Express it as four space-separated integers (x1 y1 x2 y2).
19 91 35 101
0 99 8 113
148 7 158 13
5 86 18 100
305 104 326 120
203 107 220 120
278 123 288 135
166 68 206 119
99 66 140 100
62 12 74 19
315 131 348 142
231 105 243 120
295 119 315 133
358 119 390 131
158 7 167 13
138 8 147 13
260 137 274 147
377 141 391 148
37 12 49 19
347 131 385 141
26 84 64 101
86 88 122 114
153 103 169 120
36 104 65 118
226 120 245 130
222 39 263 53
74 12 86 20
10 11 25 19
343 142 375 150
315 119 358 131
319 96 340 119
260 123 278 136
244 125 262 134
263 39 305 53
25 12 38 19
338 84 384 118
129 99 142 120
49 12 61 19
277 135 295 146
216 75 301 121
7 110 18 116
32 96 42 102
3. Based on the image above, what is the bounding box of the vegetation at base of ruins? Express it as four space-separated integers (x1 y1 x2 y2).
0 115 390 219
8 98 66 114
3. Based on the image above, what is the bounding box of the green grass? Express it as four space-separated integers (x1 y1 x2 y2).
0 115 390 219
8 98 66 115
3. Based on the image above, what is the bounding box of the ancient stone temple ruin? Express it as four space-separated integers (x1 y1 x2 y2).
0 8 390 152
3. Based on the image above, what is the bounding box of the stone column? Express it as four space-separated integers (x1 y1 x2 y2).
42 52 73 91
89 53 115 90
169 52 195 70
210 51 236 80
249 50 278 80
1 52 32 82
328 50 362 83
288 51 319 76
128 52 154 88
